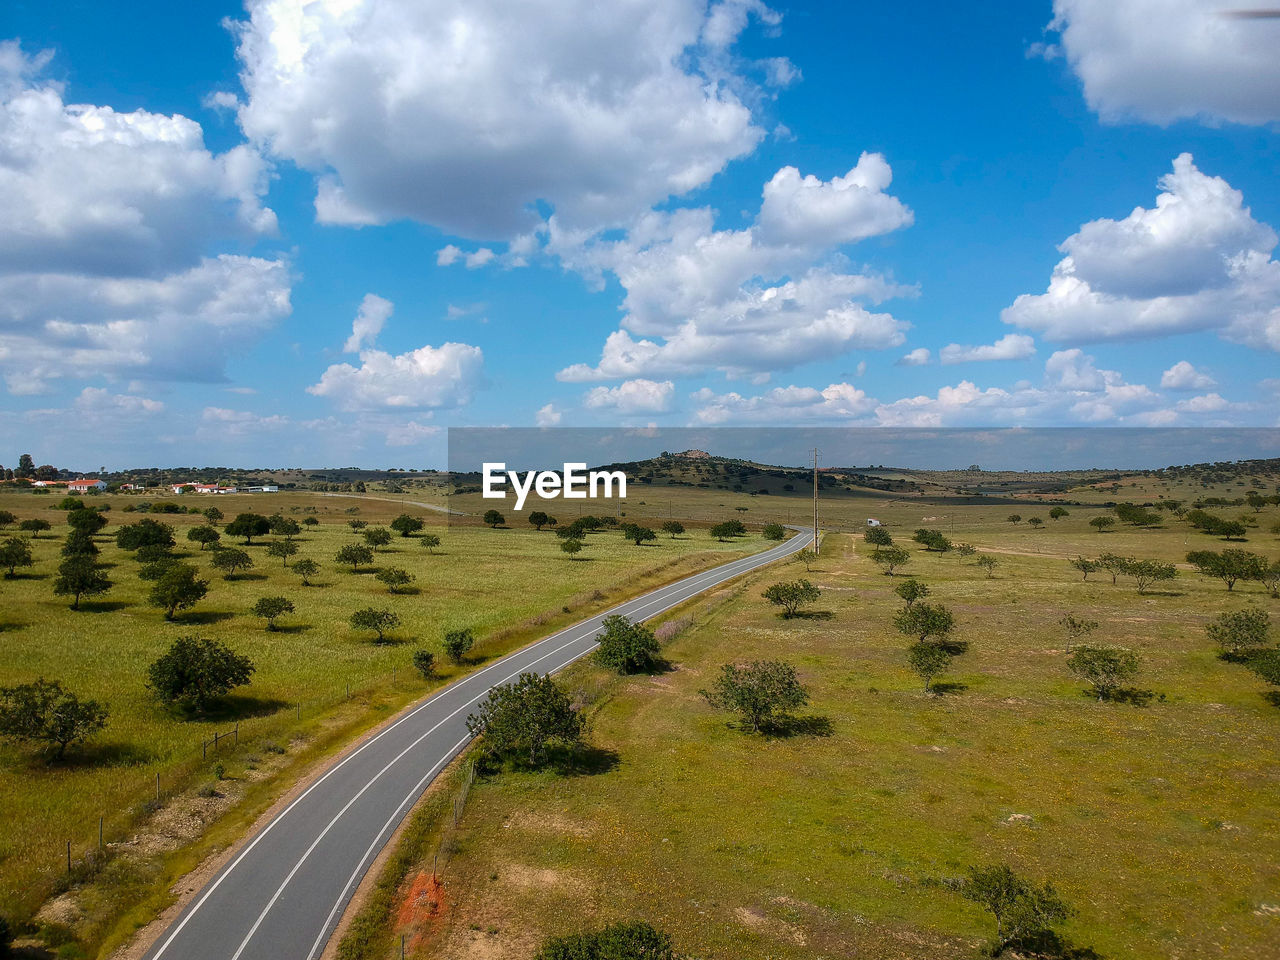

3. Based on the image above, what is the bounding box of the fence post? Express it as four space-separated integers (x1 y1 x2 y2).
202 738 207 760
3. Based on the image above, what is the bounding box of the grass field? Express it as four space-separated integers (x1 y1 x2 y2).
0 489 769 942
382 502 1280 960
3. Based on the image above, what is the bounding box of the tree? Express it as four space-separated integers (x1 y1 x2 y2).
1059 615 1099 641
148 563 208 620
466 673 584 766
894 602 956 646
420 533 441 553
1246 648 1280 689
443 628 475 664
136 542 173 564
483 509 505 528
913 528 952 552
391 514 425 537
795 548 817 571
349 607 401 643
908 642 952 694
976 555 998 578
1007 514 1022 524
0 536 33 578
1096 552 1129 585
661 520 685 538
596 614 660 674
762 522 786 541
1127 558 1176 594
1089 516 1116 533
267 539 299 567
761 579 821 617
534 922 676 960
269 515 301 539
709 521 742 541
1186 548 1267 591
211 548 254 579
956 864 1073 955
1027 517 1044 530
1261 561 1280 599
1067 645 1139 700
621 523 657 546
413 649 435 679
0 509 15 529
293 557 320 586
894 578 930 607
147 636 254 712
526 511 552 532
18 518 50 537
116 518 174 550
225 513 270 544
375 566 415 593
302 516 320 527
561 538 584 559
1070 556 1097 580
1049 506 1069 520
66 508 107 534
700 660 809 733
0 678 108 759
188 525 221 550
864 525 893 546
872 545 911 575
363 527 393 551
252 596 295 630
335 543 374 571
348 519 368 531
15 453 34 478
53 555 111 610
62 529 99 558
1206 609 1270 657
203 506 224 525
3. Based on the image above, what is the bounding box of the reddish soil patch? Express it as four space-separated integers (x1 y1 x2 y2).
397 870 451 951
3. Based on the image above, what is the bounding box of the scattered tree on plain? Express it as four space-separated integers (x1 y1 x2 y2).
269 515 301 539
1206 609 1271 657
534 922 676 960
762 579 821 617
700 660 809 734
1059 615 1099 641
0 678 108 759
267 539 299 567
252 596 295 630
335 543 374 571
483 509 505 528
188 525 221 550
147 636 255 713
363 527 393 551
466 672 584 767
293 557 320 585
596 614 660 674
0 536 33 578
1070 556 1097 580
954 864 1074 956
894 602 956 647
419 533 441 553
1186 548 1267 591
864 525 893 546
1007 514 1022 524
1049 506 1069 520
225 513 270 545
1027 517 1044 530
762 522 786 541
443 628 475 664
18 518 51 537
148 563 208 620
1096 553 1128 585
1127 558 1177 594
1089 516 1116 533
976 555 998 578
66 508 107 534
53 555 112 610
620 523 657 546
62 529 99 558
661 520 685 538
795 548 817 571
0 509 16 529
526 511 552 532
391 514 425 537
872 545 911 575
710 519 746 540
203 506 224 525
908 642 952 694
894 578 930 607
211 548 254 579
1067 645 1139 701
348 519 368 531
375 567 415 593
412 649 435 679
913 528 952 552
349 607 401 643
560 538 584 559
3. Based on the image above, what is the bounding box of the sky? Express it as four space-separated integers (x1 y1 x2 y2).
1 0 1279 470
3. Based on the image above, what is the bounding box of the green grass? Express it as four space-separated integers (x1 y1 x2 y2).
406 507 1280 960
0 491 766 932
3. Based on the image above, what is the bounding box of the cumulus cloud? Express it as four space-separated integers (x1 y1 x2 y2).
1047 0 1280 125
1160 360 1216 390
343 293 393 353
1003 154 1280 351
897 347 931 366
583 378 675 413
939 333 1036 365
692 381 874 423
535 403 562 427
232 0 772 238
0 41 276 279
73 387 165 417
556 159 915 381
0 255 292 394
308 341 484 411
384 421 442 447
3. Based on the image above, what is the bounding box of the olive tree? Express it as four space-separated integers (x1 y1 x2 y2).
560 538 584 559
335 543 374 571
872 545 911 576
661 520 685 538
761 579 821 617
894 578 930 607
349 607 401 643
955 864 1073 956
864 525 893 546
0 678 108 759
363 527 393 552
1206 609 1270 657
1066 645 1139 700
420 533 442 553
147 636 255 712
293 557 320 585
391 514 425 537
596 614 660 674
252 596 295 630
465 672 584 766
893 602 956 646
443 628 475 664
375 566 415 593
976 554 998 578
211 548 254 579
53 555 112 609
0 536 33 578
908 642 952 694
700 660 809 733
267 539 299 567
147 563 208 620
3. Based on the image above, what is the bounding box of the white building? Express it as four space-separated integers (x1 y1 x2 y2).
866 518 882 527
68 479 107 492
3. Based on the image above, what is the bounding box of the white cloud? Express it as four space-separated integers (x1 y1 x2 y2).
1003 155 1280 351
308 341 484 411
761 57 801 88
692 381 874 423
535 403 562 427
233 0 771 238
1175 392 1229 413
1047 0 1280 125
436 245 462 267
556 160 915 381
465 248 496 269
0 255 292 394
755 154 913 247
343 293 393 353
384 420 442 447
73 387 165 416
0 42 276 279
897 347 931 366
1160 360 1216 390
583 378 675 413
939 333 1036 365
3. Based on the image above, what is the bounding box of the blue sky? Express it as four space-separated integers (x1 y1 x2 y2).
1 0 1278 469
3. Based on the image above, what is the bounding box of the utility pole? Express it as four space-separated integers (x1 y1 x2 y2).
812 447 819 555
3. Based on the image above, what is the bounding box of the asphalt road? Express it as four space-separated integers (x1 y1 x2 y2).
140 527 814 960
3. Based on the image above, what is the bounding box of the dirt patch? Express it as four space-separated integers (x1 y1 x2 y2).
507 811 597 838
395 869 451 953
499 863 591 896
733 905 807 946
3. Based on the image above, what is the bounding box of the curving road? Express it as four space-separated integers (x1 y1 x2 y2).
140 527 814 960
